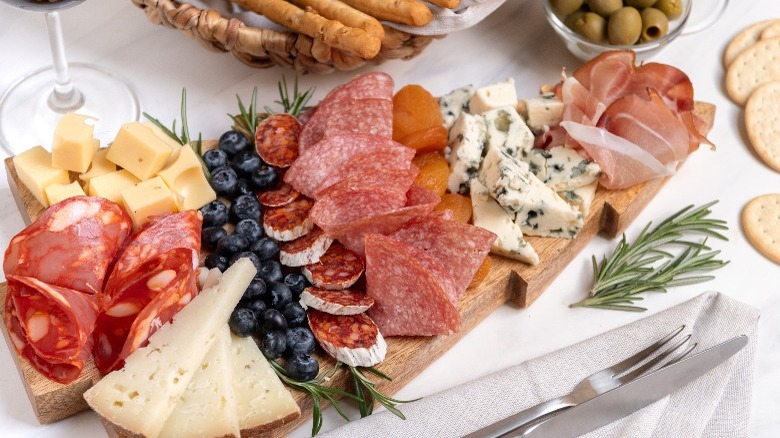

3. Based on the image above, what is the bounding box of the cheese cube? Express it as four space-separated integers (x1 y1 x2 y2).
440 84 475 130
143 122 185 166
44 181 87 206
13 146 70 207
78 148 116 191
88 169 140 205
106 122 175 180
121 176 178 228
519 95 565 133
157 146 215 210
157 145 202 187
447 112 486 195
469 78 518 115
483 106 534 159
51 113 97 173
522 146 601 192
560 181 598 217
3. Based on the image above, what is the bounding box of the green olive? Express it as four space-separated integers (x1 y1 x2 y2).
640 7 669 42
551 0 585 16
608 7 642 45
655 0 683 19
587 0 622 17
573 12 608 43
564 10 587 29
625 0 657 8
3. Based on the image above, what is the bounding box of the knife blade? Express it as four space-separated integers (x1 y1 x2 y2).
497 334 748 438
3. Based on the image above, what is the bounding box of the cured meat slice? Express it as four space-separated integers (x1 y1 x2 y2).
300 287 374 315
257 182 300 207
255 114 302 168
315 167 419 199
320 98 393 140
5 275 99 383
307 309 386 367
364 234 460 336
4 196 132 295
404 183 440 207
310 187 408 234
262 197 315 242
316 146 415 195
285 134 404 198
302 244 364 290
279 227 334 267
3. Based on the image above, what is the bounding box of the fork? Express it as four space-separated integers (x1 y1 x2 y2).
463 325 696 438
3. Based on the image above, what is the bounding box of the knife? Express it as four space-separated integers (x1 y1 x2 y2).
472 334 748 438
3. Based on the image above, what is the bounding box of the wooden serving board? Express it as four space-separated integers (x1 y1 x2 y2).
1 156 669 433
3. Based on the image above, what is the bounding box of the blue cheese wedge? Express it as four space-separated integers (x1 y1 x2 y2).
559 181 598 217
518 94 565 133
440 84 475 130
469 78 518 115
483 106 535 159
522 146 602 191
470 179 539 265
479 145 584 238
447 112 487 195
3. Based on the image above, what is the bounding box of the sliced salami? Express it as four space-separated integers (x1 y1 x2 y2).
364 233 460 336
320 98 392 140
255 114 302 168
257 181 300 207
315 167 419 199
302 244 364 290
405 183 441 207
263 197 315 242
3 196 132 295
307 309 386 367
310 187 408 234
300 287 374 315
279 227 333 267
5 275 99 383
315 146 415 195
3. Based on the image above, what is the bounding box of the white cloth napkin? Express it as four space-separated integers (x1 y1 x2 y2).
184 1 507 36
321 292 760 438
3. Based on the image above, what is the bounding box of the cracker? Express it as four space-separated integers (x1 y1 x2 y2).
761 22 780 40
745 81 780 171
723 19 780 67
725 37 780 106
742 194 780 264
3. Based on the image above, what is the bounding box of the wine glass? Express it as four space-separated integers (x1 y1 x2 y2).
0 0 140 155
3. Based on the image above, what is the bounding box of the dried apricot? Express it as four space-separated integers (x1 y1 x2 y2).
411 152 449 196
392 85 443 142
398 125 448 154
434 193 472 223
468 256 492 289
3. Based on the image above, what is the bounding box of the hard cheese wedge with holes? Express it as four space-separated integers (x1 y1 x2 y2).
83 258 256 438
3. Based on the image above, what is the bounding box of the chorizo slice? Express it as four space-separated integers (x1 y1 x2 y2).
279 227 333 267
257 181 300 208
302 244 364 290
262 197 315 242
255 114 303 168
307 309 386 367
300 287 374 315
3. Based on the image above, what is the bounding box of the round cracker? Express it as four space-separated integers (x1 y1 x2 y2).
726 37 780 106
761 22 780 40
723 19 780 67
745 81 780 172
742 194 780 264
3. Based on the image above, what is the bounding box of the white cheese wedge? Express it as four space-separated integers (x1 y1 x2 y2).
159 325 239 438
470 179 539 265
447 112 486 195
559 181 598 217
83 259 257 438
521 146 602 192
483 106 535 159
518 95 565 133
469 78 518 115
440 84 475 130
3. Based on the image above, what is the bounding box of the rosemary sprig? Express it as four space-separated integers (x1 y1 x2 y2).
230 86 259 143
230 77 315 142
349 366 419 419
264 76 315 117
570 201 730 311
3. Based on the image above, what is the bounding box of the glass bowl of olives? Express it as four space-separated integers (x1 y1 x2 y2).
544 0 728 61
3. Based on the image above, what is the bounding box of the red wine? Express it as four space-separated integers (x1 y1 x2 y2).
0 0 85 12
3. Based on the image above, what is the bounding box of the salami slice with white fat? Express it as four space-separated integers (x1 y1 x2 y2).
3 196 132 295
279 227 333 267
263 197 315 242
257 181 300 207
315 146 415 195
255 113 302 168
307 309 386 367
300 287 374 315
302 244 364 290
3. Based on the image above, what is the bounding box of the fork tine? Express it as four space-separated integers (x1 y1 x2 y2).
619 334 692 382
609 325 685 376
664 342 698 367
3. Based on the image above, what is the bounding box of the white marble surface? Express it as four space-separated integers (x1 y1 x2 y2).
0 0 778 436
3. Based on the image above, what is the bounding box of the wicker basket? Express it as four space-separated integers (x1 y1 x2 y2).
131 0 440 73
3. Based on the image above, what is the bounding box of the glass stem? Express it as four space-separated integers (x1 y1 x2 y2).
45 11 83 112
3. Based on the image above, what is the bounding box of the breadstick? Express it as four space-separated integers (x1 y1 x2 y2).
339 0 433 27
426 0 460 8
230 0 381 59
288 0 385 40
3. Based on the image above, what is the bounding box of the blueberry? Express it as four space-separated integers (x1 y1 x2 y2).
282 302 307 327
218 130 250 158
285 354 319 382
234 218 263 243
202 149 228 171
258 259 284 284
261 308 288 332
232 151 263 177
236 178 253 197
200 200 229 227
260 331 287 359
210 166 238 198
230 194 262 223
284 272 310 297
216 234 249 257
228 308 257 337
251 166 280 191
285 327 316 357
201 226 228 250
252 237 280 261
230 251 262 273
242 277 267 302
244 299 267 319
268 282 293 309
204 253 228 272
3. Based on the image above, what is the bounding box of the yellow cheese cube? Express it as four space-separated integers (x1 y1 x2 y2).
88 169 141 205
51 113 98 173
106 122 175 180
143 122 184 166
79 148 116 191
13 146 70 207
44 181 87 205
171 168 217 211
121 176 178 228
157 145 203 187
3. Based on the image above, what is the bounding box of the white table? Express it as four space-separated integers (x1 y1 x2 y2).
0 0 779 436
